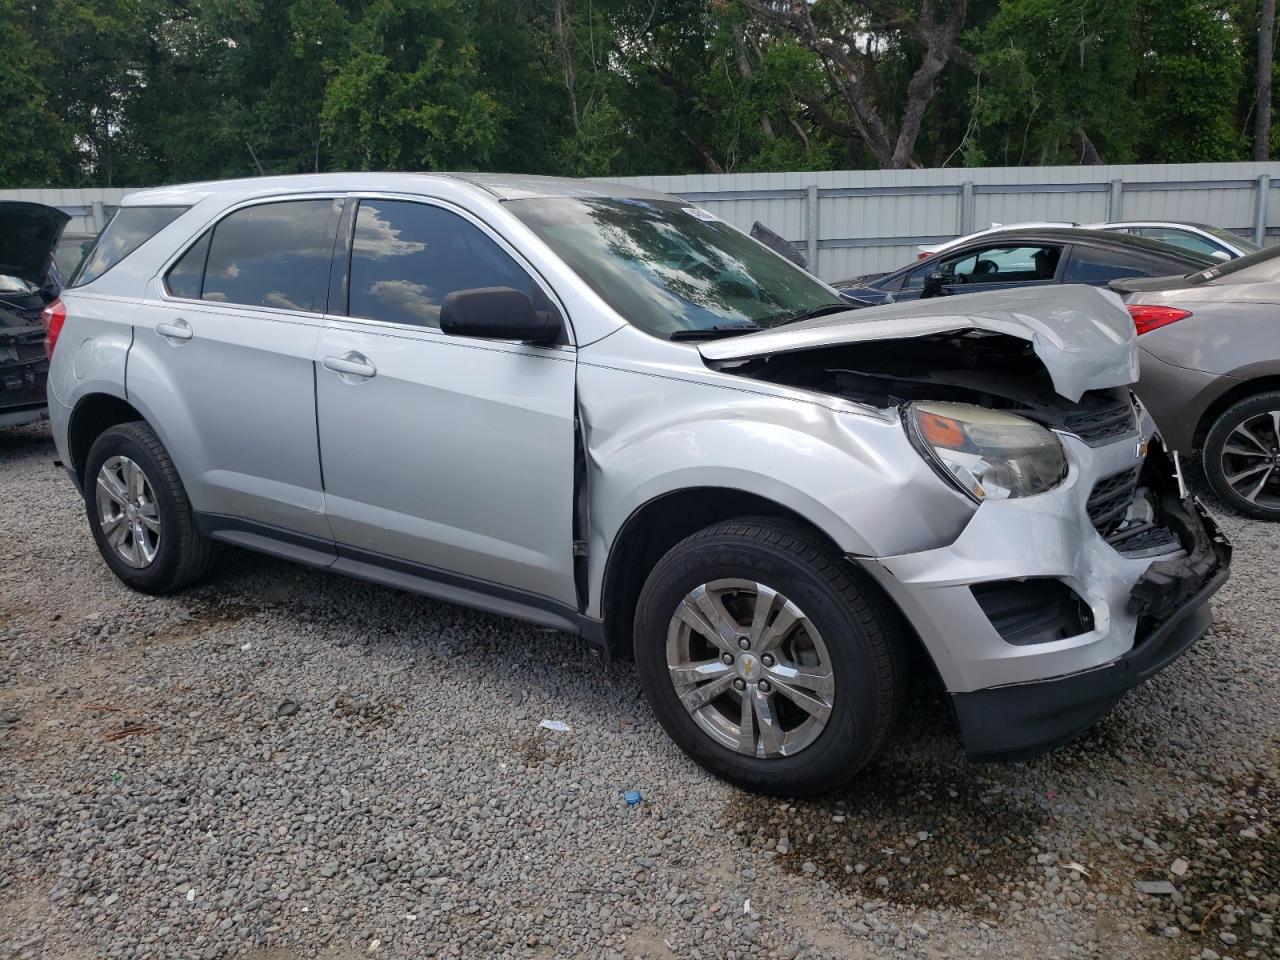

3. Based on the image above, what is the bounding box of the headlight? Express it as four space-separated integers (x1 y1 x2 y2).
905 401 1068 501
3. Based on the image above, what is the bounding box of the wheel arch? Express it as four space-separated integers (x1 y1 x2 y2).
66 391 146 490
1193 374 1280 450
597 487 921 665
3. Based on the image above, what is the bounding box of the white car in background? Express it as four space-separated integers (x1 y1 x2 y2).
1086 221 1259 261
916 222 1076 259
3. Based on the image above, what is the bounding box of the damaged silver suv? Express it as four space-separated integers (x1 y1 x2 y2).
45 175 1230 794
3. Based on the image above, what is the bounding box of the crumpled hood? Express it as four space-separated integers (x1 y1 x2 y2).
0 201 70 289
699 284 1139 402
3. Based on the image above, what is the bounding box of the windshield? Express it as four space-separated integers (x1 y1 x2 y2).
507 197 844 336
1197 224 1259 252
1184 243 1280 285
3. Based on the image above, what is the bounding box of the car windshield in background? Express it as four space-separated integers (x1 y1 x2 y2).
73 206 187 286
507 197 843 337
1185 243 1280 285
1200 224 1260 252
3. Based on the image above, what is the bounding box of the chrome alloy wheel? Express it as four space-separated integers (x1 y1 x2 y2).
95 455 161 568
666 579 835 759
1220 409 1280 509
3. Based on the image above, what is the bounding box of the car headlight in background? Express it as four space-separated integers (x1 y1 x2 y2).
905 401 1068 501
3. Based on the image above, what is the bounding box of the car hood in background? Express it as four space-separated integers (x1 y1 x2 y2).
0 201 70 288
700 285 1139 403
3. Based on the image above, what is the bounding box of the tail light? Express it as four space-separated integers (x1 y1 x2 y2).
1126 304 1190 336
916 251 933 260
40 298 66 359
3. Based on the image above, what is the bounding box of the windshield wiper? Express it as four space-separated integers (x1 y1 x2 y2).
772 303 852 326
669 324 762 341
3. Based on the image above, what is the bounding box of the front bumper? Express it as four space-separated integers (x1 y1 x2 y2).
952 497 1229 759
857 429 1231 760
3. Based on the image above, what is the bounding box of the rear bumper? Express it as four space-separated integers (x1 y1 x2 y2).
952 504 1229 759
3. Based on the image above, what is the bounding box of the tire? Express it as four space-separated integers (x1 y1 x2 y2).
83 421 216 593
633 517 908 796
1203 391 1280 521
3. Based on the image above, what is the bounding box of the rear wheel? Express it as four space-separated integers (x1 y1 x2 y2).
634 517 908 795
1203 392 1280 521
84 422 215 592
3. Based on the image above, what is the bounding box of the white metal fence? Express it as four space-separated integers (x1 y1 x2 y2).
608 162 1280 280
5 162 1279 281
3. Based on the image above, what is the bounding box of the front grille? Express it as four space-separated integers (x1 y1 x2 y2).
1087 466 1141 536
1060 392 1138 446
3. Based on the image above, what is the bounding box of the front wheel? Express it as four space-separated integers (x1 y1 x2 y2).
634 518 908 796
1203 392 1280 521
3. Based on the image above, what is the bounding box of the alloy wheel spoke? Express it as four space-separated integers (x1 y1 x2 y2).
668 659 731 686
97 472 128 507
1243 467 1275 503
138 513 161 534
767 662 835 698
1271 411 1280 449
770 676 832 723
747 585 780 647
136 525 158 563
756 602 800 655
1226 462 1272 487
687 587 740 651
102 514 127 543
1223 443 1269 459
751 688 785 756
678 672 734 713
1231 423 1271 454
737 691 756 755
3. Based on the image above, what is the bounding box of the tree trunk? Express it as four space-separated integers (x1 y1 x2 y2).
1258 0 1275 161
554 0 580 134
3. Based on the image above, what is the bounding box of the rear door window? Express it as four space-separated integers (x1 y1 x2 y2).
201 199 340 312
346 199 536 329
73 207 188 286
1062 246 1162 284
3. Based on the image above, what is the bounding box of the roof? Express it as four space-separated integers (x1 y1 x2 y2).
122 172 673 207
950 226 1215 263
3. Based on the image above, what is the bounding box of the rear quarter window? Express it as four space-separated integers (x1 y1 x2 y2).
72 206 188 286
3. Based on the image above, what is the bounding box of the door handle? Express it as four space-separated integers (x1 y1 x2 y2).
155 319 193 341
322 352 377 379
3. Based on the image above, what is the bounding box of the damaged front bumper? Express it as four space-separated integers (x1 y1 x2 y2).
858 432 1231 761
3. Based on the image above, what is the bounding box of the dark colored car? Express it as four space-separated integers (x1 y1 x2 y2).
834 228 1214 307
1115 245 1280 520
0 201 69 428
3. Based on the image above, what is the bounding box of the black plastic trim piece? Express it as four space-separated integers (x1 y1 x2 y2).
194 512 604 643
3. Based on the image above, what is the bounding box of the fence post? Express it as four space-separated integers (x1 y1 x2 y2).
1107 179 1124 222
960 181 975 234
91 200 106 232
1254 174 1270 247
805 184 819 271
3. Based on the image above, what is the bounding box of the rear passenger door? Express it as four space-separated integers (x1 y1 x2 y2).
129 197 342 540
314 196 578 607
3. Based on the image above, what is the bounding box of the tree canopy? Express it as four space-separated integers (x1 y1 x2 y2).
0 0 1274 187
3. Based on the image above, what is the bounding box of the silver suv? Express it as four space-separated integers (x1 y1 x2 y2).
45 174 1230 795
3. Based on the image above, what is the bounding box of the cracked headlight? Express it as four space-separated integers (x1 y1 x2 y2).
906 401 1068 501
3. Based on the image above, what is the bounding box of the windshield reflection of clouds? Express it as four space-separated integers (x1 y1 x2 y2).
512 198 837 336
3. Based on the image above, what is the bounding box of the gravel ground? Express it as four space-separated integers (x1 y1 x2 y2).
1 420 1277 960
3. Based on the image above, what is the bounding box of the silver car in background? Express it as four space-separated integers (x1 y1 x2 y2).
44 174 1229 795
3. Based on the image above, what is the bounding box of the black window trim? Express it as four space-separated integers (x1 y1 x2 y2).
330 191 575 347
156 193 346 319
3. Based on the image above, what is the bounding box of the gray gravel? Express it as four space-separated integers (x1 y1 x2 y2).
1 420 1277 960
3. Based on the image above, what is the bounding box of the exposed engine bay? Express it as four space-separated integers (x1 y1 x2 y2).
713 328 1137 446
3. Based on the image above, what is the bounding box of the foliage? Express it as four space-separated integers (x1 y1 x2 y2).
0 0 1272 186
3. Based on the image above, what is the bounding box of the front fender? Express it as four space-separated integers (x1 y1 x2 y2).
578 360 975 616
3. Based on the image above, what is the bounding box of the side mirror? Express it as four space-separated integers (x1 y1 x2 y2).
439 287 560 345
921 272 948 299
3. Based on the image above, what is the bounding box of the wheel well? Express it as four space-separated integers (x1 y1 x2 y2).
1193 376 1280 450
67 394 145 488
599 487 918 664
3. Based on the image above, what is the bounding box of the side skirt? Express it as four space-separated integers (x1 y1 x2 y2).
195 513 605 644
